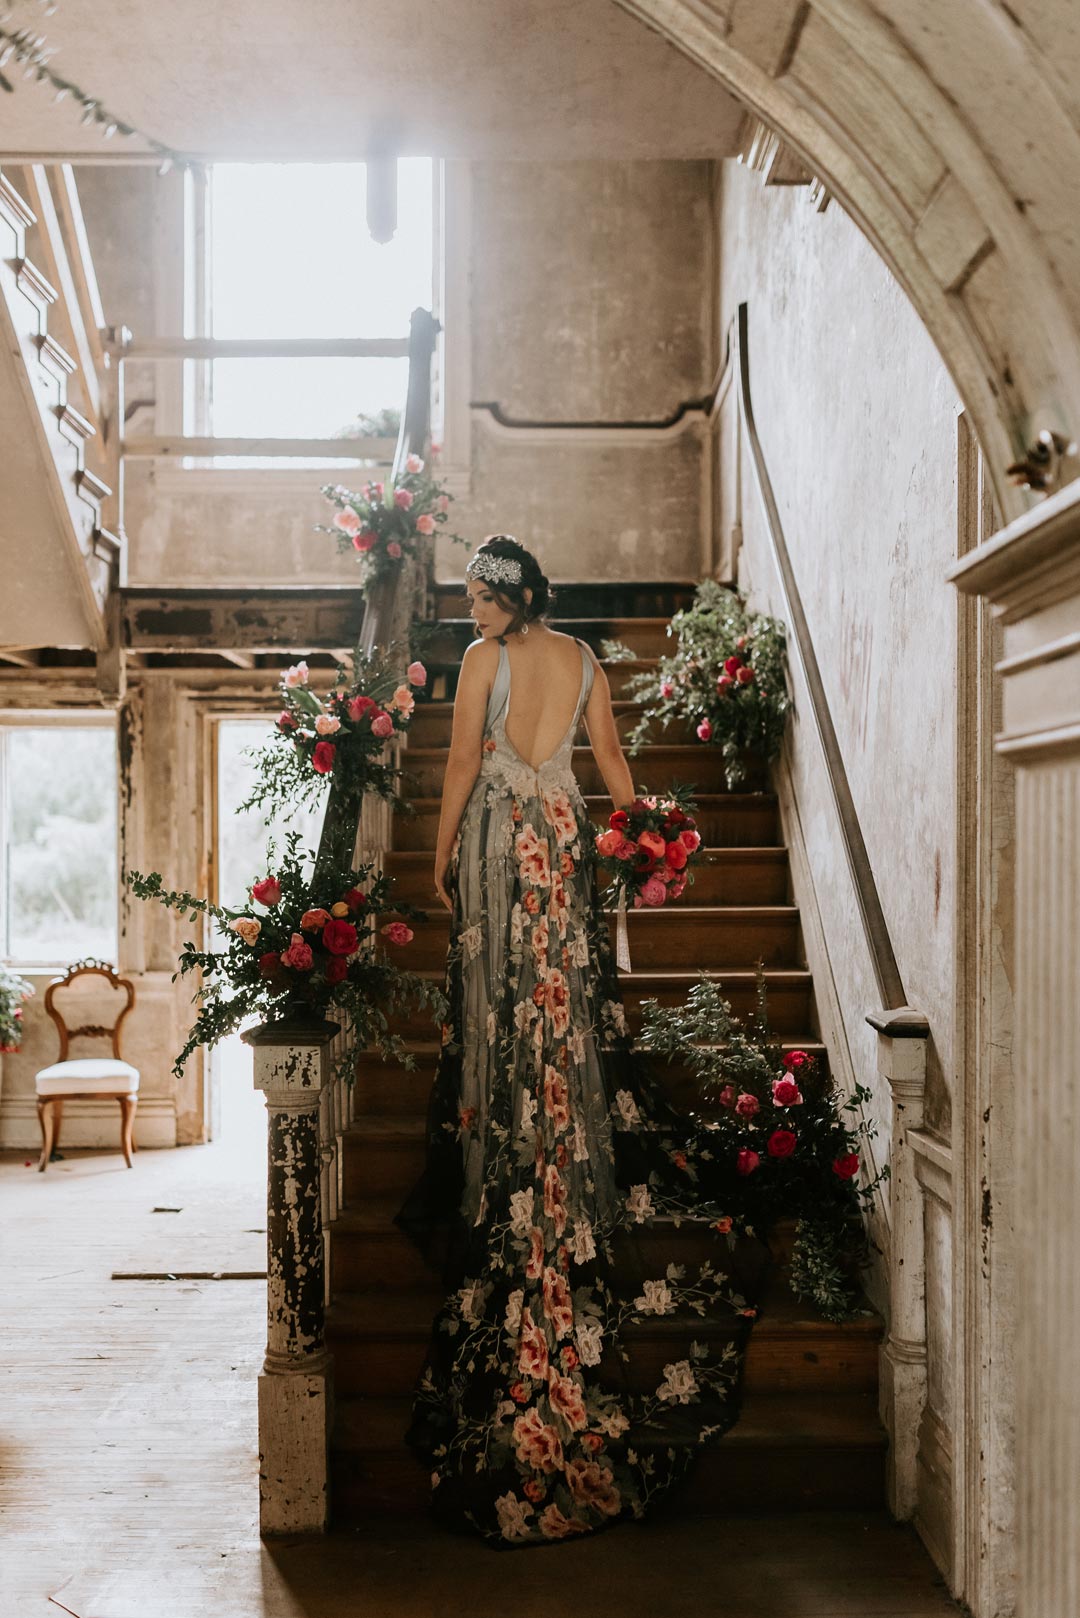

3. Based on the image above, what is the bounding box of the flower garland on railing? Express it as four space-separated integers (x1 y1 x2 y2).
319 451 469 592
608 579 791 791
637 974 887 1320
127 833 447 1080
0 964 34 1053
238 649 428 819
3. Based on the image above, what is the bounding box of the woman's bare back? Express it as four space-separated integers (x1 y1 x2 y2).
499 629 590 770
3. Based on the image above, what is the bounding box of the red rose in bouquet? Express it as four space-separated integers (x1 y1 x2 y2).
592 787 701 913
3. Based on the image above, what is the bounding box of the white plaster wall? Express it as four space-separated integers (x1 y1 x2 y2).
718 160 959 1142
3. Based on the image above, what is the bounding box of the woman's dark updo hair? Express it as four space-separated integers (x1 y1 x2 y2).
470 534 556 637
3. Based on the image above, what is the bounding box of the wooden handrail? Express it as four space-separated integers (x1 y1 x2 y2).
733 301 910 1013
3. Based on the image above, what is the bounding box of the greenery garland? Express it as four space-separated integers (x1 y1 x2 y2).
0 964 34 1053
636 973 887 1320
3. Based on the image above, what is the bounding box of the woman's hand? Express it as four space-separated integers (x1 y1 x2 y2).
433 852 454 913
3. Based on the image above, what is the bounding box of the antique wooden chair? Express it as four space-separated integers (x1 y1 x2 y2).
34 959 140 1172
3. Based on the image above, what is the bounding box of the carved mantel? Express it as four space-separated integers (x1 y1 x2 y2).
949 479 1080 1618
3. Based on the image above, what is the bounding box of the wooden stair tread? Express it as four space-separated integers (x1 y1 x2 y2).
351 1034 827 1063
331 1389 886 1453
384 846 790 863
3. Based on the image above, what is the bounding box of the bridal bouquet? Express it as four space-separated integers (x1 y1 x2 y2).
592 786 702 910
127 833 446 1079
612 579 791 790
238 650 428 818
319 451 469 590
0 964 34 1053
638 974 888 1320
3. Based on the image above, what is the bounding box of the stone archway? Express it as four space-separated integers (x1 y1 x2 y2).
614 0 1080 522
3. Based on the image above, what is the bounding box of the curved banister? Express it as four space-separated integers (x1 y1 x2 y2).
733 301 917 1018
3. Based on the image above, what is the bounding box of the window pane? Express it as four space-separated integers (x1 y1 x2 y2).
215 721 326 921
7 728 117 964
208 356 408 442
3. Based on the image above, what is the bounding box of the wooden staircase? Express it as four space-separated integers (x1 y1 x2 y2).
327 586 887 1520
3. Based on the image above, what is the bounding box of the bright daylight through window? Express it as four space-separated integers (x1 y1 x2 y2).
1 724 118 966
205 159 434 455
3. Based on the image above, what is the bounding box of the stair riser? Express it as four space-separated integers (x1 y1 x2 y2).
400 749 762 798
331 1228 439 1293
380 912 800 971
383 853 790 908
432 586 701 622
391 798 779 852
329 1444 885 1517
327 1325 879 1400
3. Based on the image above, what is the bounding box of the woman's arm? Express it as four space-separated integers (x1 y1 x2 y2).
581 647 636 810
433 639 496 908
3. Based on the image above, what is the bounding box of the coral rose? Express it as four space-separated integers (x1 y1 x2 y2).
281 933 314 971
322 918 359 955
333 507 361 535
381 921 414 945
736 665 755 684
767 1128 798 1158
299 908 330 932
415 513 436 535
595 828 624 857
637 830 667 861
405 453 424 473
664 838 688 870
696 718 712 741
391 683 415 713
371 711 394 738
679 828 701 853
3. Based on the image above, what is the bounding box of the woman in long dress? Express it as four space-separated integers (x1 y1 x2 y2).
395 535 769 1547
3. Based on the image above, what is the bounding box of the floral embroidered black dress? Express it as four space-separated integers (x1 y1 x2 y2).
394 635 771 1546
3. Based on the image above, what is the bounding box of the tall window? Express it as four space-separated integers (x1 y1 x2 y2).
204 159 435 449
0 722 118 965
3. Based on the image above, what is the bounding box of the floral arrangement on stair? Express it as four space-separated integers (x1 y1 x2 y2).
239 650 428 818
126 833 447 1080
592 786 702 909
607 579 791 791
319 450 469 591
637 974 888 1321
0 964 34 1053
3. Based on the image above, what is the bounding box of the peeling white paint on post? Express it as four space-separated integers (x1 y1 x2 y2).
867 1007 930 1523
243 1016 339 1535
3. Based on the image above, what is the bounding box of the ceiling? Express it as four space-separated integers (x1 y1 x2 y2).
0 0 747 163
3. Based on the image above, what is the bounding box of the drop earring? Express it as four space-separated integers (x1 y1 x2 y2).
521 621 529 636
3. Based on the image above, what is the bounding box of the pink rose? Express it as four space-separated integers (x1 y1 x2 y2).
771 1076 804 1106
370 711 394 738
276 710 297 732
679 828 701 853
659 679 674 698
314 713 341 735
333 507 361 535
668 877 686 899
717 1084 736 1108
281 932 314 971
717 675 735 695
833 1152 860 1180
353 531 377 552
251 876 282 907
735 1091 760 1118
406 660 427 686
381 921 414 945
767 1128 798 1158
391 683 415 713
639 877 667 907
696 718 712 741
284 661 309 689
736 1149 760 1176
416 513 436 535
614 838 637 861
386 541 403 558
595 829 624 858
393 488 414 510
347 693 376 722
405 453 424 474
322 918 359 955
312 740 337 774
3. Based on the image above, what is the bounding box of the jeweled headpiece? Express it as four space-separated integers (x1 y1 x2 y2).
466 549 522 586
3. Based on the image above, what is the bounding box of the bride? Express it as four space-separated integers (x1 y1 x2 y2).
394 535 768 1546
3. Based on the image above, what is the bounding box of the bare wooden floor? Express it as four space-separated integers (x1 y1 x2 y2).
0 1118 964 1617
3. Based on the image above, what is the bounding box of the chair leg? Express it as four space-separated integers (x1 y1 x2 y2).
119 1095 137 1168
36 1098 55 1172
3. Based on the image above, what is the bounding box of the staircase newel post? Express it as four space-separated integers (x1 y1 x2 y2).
867 1007 930 1521
243 1015 340 1535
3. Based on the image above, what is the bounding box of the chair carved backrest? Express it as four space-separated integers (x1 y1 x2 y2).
44 958 135 1063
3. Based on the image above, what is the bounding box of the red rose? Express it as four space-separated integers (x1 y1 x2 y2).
784 1049 813 1072
664 839 688 870
258 951 281 979
736 665 755 685
322 918 358 955
312 740 336 774
276 710 297 732
609 809 629 829
736 1149 760 1176
347 693 376 722
724 654 742 677
832 1152 860 1180
324 955 349 985
251 876 281 907
767 1128 797 1158
771 1076 803 1106
342 886 367 911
